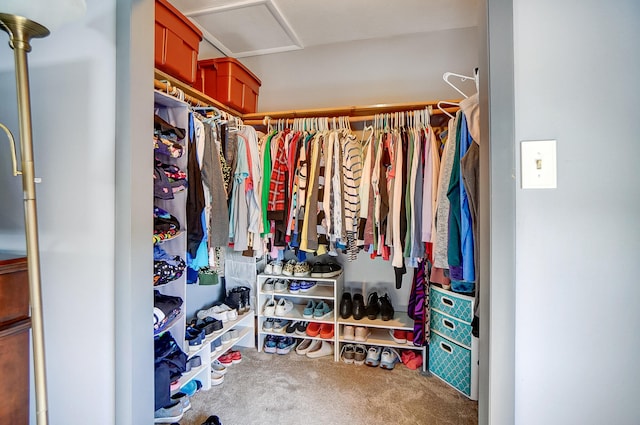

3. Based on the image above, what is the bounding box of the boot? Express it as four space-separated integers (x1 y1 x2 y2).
240 286 251 313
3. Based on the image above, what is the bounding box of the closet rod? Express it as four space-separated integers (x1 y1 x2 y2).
154 69 243 117
242 108 459 127
242 101 460 121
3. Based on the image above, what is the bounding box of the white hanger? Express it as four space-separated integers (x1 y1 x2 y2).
437 100 458 119
443 71 478 99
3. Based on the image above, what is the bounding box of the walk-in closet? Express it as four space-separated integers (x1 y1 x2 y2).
151 0 481 423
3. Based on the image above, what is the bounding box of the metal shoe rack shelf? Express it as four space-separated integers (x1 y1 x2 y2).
256 272 426 371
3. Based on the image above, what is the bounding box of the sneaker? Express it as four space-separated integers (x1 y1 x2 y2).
282 259 297 276
299 280 316 292
170 392 191 413
272 318 289 333
275 298 294 316
154 401 183 423
319 323 334 339
262 279 275 292
353 344 367 365
285 321 299 335
306 322 321 337
406 331 415 345
310 262 329 278
186 325 205 353
264 335 278 353
201 415 222 425
313 301 333 319
322 262 342 277
196 305 228 323
341 344 355 364
217 352 234 365
276 337 297 354
295 321 309 335
390 329 407 344
295 338 313 355
364 346 382 367
288 280 301 293
379 347 401 370
179 379 202 397
220 332 232 344
263 262 274 275
306 340 333 358
262 317 274 331
229 349 242 364
210 370 225 386
302 300 316 318
354 326 370 342
400 350 423 370
342 325 355 341
272 260 283 275
274 279 288 293
365 291 380 320
379 294 395 321
293 261 311 277
263 298 276 316
228 329 240 341
211 360 228 375
210 337 222 353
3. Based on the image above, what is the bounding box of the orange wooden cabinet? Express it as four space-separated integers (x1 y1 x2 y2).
155 0 203 85
0 254 30 425
194 58 262 113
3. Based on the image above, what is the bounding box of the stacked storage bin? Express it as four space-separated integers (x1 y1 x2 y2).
428 286 479 400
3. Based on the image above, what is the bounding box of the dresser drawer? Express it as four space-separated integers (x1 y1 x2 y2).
429 332 472 397
430 286 473 323
430 309 472 348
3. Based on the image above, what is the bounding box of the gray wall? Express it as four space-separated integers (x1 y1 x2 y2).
237 27 480 111
508 0 640 423
0 1 119 424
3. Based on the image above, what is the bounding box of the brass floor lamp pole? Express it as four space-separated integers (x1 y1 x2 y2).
0 13 50 425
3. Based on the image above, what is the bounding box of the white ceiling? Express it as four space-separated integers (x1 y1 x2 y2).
167 0 479 58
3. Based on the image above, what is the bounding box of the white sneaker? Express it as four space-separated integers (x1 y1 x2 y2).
275 298 294 316
306 340 334 358
274 279 288 293
272 260 284 275
342 325 355 340
197 305 228 323
295 339 314 355
263 298 276 316
211 360 227 375
354 326 370 342
211 371 225 386
262 279 275 292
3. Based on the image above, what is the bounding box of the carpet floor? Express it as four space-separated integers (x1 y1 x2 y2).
179 346 478 425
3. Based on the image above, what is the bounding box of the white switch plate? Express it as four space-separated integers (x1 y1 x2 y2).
521 140 557 189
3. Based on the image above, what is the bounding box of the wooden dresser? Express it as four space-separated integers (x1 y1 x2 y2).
0 253 30 424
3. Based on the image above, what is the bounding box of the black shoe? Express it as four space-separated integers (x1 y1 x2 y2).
340 292 353 319
352 294 366 320
365 292 380 320
201 415 222 425
379 294 394 321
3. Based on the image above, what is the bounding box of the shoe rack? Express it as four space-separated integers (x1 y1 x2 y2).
256 273 341 361
256 272 427 370
335 280 427 372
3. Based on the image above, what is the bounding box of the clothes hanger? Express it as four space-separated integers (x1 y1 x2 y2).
443 70 478 99
437 100 458 119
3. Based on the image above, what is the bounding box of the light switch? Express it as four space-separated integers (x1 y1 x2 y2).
521 140 557 189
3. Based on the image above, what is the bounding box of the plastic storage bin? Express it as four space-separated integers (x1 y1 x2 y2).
155 0 203 84
194 58 262 113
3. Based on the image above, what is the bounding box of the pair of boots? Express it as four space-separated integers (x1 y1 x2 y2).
225 286 251 314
